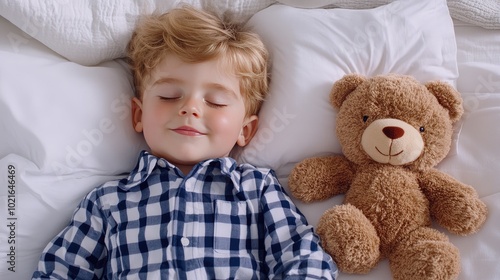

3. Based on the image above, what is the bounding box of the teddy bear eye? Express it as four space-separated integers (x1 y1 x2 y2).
363 116 369 122
419 126 425 132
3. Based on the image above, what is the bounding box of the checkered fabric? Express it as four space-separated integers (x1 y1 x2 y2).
33 151 337 279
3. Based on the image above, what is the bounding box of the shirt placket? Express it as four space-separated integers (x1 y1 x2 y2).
178 175 205 278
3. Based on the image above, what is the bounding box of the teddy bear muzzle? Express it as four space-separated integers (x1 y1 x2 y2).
361 118 424 165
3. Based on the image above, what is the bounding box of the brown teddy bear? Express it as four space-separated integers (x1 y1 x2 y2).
289 73 488 280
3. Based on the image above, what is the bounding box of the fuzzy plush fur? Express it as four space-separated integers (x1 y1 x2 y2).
289 74 487 280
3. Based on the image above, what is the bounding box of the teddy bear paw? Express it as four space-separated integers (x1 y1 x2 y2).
438 197 488 236
316 204 380 274
389 227 460 280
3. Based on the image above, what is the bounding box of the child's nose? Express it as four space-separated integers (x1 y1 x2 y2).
179 98 201 117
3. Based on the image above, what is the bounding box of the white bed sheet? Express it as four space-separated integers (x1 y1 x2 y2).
443 21 500 278
0 9 499 280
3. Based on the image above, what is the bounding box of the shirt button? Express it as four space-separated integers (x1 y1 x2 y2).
157 160 167 168
181 237 190 247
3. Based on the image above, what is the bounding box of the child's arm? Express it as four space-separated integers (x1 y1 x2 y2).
261 170 338 280
32 190 107 279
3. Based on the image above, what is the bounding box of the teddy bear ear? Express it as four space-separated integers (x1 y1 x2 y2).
425 81 464 123
329 74 367 109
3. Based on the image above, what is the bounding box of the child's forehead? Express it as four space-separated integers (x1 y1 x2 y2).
152 53 238 78
141 53 240 92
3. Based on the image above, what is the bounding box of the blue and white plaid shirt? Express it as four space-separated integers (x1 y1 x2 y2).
33 151 337 279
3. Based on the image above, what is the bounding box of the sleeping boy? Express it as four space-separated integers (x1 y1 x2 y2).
32 5 338 279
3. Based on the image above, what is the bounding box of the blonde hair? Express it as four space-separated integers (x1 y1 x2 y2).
127 5 269 116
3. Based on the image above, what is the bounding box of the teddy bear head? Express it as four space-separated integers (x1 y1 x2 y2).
330 73 463 171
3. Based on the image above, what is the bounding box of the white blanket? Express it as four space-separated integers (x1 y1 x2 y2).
0 0 498 66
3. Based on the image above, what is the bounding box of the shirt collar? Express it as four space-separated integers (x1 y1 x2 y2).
118 150 239 191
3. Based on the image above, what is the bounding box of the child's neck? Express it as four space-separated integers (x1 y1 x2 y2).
176 164 195 176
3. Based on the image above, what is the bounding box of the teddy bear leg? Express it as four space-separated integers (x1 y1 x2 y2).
388 227 460 280
316 204 380 274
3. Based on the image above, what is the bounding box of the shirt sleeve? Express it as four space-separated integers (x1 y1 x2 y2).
32 189 107 280
260 170 338 280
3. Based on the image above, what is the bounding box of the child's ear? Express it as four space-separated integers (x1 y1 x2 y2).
131 97 144 132
236 115 259 147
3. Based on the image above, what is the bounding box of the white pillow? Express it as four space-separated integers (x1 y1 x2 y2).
239 0 459 183
0 0 276 65
278 0 500 30
0 17 147 177
276 0 393 9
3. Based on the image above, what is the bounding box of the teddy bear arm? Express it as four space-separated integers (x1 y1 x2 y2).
419 169 488 235
289 155 354 203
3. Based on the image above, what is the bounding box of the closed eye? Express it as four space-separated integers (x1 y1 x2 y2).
159 96 180 101
205 100 227 108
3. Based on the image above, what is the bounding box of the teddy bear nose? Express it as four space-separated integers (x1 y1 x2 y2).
383 126 405 139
